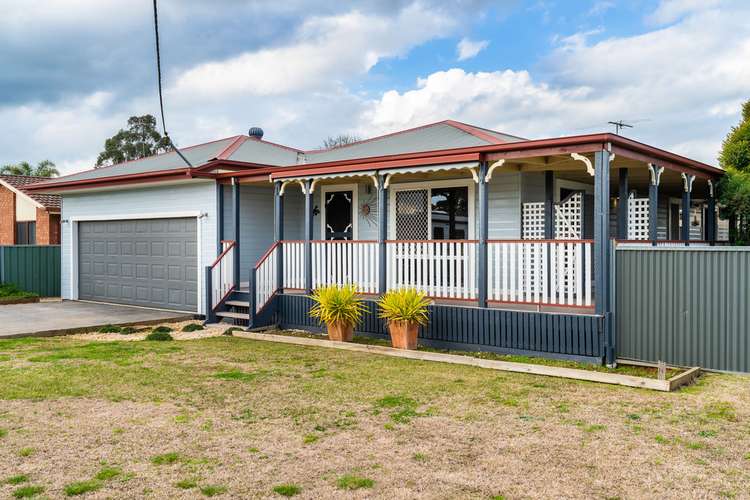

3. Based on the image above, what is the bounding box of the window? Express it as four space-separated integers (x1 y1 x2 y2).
16 221 36 245
390 181 474 240
431 187 468 240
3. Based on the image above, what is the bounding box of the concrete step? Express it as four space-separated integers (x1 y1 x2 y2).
225 300 250 308
216 311 249 320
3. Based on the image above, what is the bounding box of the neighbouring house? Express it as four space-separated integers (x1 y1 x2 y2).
26 120 728 366
0 175 61 245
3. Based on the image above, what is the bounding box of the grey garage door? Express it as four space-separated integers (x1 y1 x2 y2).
78 218 198 312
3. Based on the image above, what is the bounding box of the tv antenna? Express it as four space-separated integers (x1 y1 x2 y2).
608 120 634 135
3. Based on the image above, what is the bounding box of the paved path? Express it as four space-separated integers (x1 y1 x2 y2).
0 301 192 338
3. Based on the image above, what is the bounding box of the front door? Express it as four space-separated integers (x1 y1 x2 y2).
324 190 353 240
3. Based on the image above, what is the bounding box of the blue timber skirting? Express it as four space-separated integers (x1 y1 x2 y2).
272 294 604 364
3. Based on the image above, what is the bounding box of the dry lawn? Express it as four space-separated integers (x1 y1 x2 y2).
0 324 749 499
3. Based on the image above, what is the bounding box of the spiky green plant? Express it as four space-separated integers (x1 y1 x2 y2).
377 288 431 326
308 285 366 327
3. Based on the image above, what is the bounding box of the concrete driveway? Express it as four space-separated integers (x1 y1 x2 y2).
0 301 194 338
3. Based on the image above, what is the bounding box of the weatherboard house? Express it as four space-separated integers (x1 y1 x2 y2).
27 120 725 365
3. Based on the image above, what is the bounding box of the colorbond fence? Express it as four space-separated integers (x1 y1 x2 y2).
616 245 750 372
0 245 61 297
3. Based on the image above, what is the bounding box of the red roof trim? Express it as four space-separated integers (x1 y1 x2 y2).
270 153 481 179
215 136 248 160
24 168 192 192
443 120 507 144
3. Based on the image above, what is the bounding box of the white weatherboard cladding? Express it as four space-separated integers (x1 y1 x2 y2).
15 194 37 222
61 181 216 314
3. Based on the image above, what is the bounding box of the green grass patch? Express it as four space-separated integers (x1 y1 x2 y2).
12 485 44 498
374 394 428 424
5 475 29 485
182 323 205 332
145 331 173 341
98 325 122 333
94 466 122 481
273 484 302 496
336 474 374 490
0 427 7 438
200 484 227 497
413 452 428 462
214 370 258 382
64 480 101 496
654 435 670 444
26 341 180 363
151 452 182 465
704 402 737 421
175 478 198 489
303 433 319 444
18 447 34 457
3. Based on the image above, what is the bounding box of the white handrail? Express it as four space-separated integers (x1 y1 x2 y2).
488 240 593 307
387 240 477 299
211 240 236 310
255 243 279 312
312 241 378 293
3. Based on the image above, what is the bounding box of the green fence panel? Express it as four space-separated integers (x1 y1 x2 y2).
0 245 61 297
616 246 750 373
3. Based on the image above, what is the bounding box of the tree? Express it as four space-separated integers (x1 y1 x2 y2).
320 134 361 149
0 160 59 177
96 114 172 167
718 99 750 244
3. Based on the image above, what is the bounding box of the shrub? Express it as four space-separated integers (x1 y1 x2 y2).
223 327 242 336
98 325 122 333
145 331 173 341
119 327 137 335
308 285 366 327
377 288 431 325
152 325 173 334
181 323 204 332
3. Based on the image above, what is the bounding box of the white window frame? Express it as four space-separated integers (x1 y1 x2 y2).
68 211 203 314
554 178 593 202
388 178 475 240
320 183 359 240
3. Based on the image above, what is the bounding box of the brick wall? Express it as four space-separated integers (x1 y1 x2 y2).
35 208 61 245
0 185 16 244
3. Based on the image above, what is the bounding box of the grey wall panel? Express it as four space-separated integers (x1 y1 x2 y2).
223 185 275 278
616 247 750 372
488 170 521 239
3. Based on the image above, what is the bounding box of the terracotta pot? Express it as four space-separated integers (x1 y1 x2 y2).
327 321 354 342
388 320 419 350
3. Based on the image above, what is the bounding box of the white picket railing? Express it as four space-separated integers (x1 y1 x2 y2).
312 241 379 293
487 240 593 307
386 240 477 299
210 240 236 311
282 240 305 290
255 242 279 312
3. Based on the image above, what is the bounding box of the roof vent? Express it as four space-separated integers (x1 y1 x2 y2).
248 127 264 140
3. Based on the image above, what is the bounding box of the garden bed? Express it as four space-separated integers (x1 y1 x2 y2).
243 328 699 391
0 284 39 305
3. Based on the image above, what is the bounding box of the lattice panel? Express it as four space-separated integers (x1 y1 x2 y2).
628 195 650 240
522 202 545 240
555 192 582 239
395 189 429 240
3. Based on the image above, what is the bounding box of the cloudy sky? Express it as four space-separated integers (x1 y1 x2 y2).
1 0 748 175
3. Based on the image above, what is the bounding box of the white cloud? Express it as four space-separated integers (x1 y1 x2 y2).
456 37 489 61
171 4 456 98
646 0 721 25
359 4 750 163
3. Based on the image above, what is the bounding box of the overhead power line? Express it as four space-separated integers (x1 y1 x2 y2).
152 0 192 167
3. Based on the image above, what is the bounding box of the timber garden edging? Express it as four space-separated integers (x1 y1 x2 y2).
233 330 699 392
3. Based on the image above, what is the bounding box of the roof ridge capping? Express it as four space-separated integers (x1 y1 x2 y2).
303 119 520 155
